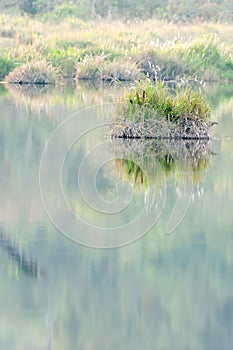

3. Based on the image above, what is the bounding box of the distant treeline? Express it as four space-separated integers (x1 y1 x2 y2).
0 0 232 22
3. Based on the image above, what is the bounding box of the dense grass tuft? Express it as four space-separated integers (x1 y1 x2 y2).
121 80 211 122
76 55 141 82
5 60 58 84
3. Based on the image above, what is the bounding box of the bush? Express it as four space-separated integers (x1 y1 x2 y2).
19 0 37 15
53 3 78 19
0 56 16 80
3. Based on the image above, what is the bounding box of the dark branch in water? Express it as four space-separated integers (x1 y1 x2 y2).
0 228 39 278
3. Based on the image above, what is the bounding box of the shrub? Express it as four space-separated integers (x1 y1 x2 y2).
53 3 78 19
19 0 37 15
0 56 16 80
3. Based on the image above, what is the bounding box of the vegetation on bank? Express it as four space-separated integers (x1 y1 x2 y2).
0 15 233 84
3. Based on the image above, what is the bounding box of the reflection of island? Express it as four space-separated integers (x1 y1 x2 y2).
0 228 39 278
110 138 214 190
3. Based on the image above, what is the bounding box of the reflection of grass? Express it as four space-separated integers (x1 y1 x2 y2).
5 82 107 115
114 159 148 190
112 139 212 191
0 84 9 98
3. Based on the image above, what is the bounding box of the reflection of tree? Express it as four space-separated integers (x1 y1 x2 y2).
0 228 39 278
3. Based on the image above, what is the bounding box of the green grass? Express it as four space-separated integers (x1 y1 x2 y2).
120 80 211 123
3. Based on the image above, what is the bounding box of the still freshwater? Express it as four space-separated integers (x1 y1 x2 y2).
0 82 233 350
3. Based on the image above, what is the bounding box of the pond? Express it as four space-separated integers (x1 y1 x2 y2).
0 81 233 350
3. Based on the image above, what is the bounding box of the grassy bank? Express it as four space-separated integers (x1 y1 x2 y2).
0 15 233 83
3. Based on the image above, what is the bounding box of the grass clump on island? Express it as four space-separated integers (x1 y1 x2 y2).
123 80 211 122
110 80 214 140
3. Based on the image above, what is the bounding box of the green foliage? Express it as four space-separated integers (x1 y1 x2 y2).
53 3 78 18
180 37 233 79
19 0 38 15
0 56 16 79
46 48 80 77
1 0 233 22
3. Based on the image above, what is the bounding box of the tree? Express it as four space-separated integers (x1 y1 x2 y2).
19 0 37 15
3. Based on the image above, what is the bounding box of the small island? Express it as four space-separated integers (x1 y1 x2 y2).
110 80 216 140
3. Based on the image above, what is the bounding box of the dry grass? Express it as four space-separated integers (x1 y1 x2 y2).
5 60 58 84
76 55 141 81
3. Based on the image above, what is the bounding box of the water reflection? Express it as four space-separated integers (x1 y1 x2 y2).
5 81 118 116
0 82 233 349
0 228 39 278
110 138 214 190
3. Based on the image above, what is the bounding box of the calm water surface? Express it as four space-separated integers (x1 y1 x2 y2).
0 83 233 350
